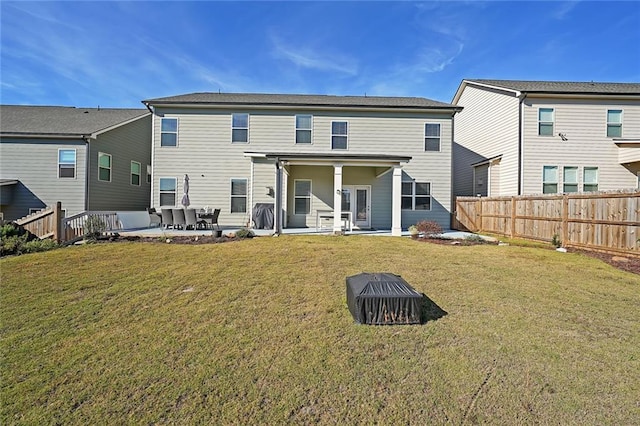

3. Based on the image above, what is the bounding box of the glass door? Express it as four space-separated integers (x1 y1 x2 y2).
354 187 370 228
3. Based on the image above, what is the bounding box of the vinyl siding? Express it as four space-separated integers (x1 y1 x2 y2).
521 98 640 194
0 138 87 220
453 84 521 196
87 115 152 210
152 107 454 230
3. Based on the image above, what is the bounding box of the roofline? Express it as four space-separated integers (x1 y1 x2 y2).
452 80 521 104
0 132 89 140
244 151 412 163
471 154 503 167
89 111 151 139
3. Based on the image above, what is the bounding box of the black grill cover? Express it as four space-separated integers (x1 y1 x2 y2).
252 203 274 229
346 273 423 325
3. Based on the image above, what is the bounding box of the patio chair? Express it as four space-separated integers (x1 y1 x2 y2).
172 208 186 230
185 208 198 230
147 207 161 228
161 208 173 229
209 208 221 230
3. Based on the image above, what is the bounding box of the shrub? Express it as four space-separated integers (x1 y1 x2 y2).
22 239 58 253
84 215 107 242
415 220 443 237
0 221 59 257
551 234 562 248
235 228 255 239
464 234 486 244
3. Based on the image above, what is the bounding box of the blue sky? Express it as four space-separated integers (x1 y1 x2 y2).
1 1 639 108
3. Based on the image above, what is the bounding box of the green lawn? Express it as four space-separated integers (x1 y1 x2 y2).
2 236 639 424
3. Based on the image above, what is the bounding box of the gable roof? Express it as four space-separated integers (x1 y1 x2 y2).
0 105 150 139
143 92 461 111
453 79 640 103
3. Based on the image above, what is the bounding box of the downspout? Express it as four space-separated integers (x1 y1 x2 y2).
144 102 155 208
274 158 282 235
518 94 526 195
83 135 91 211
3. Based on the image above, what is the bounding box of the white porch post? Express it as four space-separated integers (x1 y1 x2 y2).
392 165 402 236
333 164 343 234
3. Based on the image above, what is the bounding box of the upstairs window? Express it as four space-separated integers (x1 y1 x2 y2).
538 108 554 136
296 115 312 144
563 166 578 193
58 149 76 178
542 166 558 193
98 152 112 182
294 180 311 214
331 121 348 150
425 123 441 151
401 181 431 210
146 165 151 184
160 118 178 147
230 178 247 213
232 114 249 143
607 110 622 138
159 177 176 206
583 167 599 192
131 161 141 186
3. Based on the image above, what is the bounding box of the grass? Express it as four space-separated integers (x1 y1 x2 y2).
2 236 639 424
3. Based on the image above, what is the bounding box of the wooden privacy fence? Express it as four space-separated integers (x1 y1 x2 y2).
454 191 640 256
14 202 63 241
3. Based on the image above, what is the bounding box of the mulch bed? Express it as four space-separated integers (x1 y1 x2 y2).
103 235 248 245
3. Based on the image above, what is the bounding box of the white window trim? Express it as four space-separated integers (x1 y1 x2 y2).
232 113 250 144
98 152 112 182
295 114 313 144
58 148 76 179
562 166 578 193
424 123 441 152
538 108 555 137
606 109 623 138
159 177 177 207
160 117 178 147
331 120 348 150
293 179 312 215
401 181 432 211
542 165 558 194
131 161 141 186
230 178 248 213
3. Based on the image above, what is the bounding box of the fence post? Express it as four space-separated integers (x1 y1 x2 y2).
53 202 62 243
510 197 516 239
562 194 569 247
477 198 483 233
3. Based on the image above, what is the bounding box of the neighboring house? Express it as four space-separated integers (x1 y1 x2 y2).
452 80 640 197
0 105 152 221
143 93 462 235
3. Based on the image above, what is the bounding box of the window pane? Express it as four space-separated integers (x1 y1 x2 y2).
583 184 598 192
543 183 557 194
294 180 311 196
607 110 622 124
332 136 347 150
539 123 554 136
161 133 177 146
231 179 247 195
159 178 176 191
59 150 75 164
584 167 598 184
98 154 111 168
539 108 553 122
232 114 248 128
160 193 175 206
425 138 440 151
332 121 347 135
401 182 413 196
294 198 310 215
563 184 578 193
232 129 248 143
415 197 431 210
131 162 140 174
296 129 312 144
563 167 578 183
415 182 430 195
401 197 412 210
543 166 557 182
59 166 75 178
99 168 111 181
607 125 622 138
425 123 440 137
341 190 351 211
231 197 247 213
296 115 311 129
132 175 140 185
161 118 177 132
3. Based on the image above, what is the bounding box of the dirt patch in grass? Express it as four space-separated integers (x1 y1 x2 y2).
567 248 640 275
413 236 498 246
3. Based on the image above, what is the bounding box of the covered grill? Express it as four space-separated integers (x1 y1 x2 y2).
252 203 274 229
346 273 423 325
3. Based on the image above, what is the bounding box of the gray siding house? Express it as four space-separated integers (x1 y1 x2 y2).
452 80 640 197
143 93 462 235
0 105 152 221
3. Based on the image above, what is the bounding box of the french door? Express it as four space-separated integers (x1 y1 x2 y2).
342 185 371 229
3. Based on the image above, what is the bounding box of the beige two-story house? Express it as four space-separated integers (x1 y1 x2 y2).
452 80 640 197
143 93 462 235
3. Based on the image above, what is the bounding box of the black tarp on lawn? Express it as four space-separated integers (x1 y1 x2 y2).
346 272 423 325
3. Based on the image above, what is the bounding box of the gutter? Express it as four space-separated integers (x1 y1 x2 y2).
518 93 526 195
82 135 91 211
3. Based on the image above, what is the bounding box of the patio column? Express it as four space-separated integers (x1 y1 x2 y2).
274 159 282 235
392 165 402 236
333 164 343 234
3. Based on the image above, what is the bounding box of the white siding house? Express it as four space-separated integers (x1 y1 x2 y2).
452 80 640 197
144 93 462 235
0 106 152 221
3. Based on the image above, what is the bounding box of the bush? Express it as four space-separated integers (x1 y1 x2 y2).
84 215 107 242
235 228 255 239
22 239 58 253
0 222 58 257
415 220 443 237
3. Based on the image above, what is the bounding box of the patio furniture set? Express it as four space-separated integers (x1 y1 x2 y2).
147 208 220 230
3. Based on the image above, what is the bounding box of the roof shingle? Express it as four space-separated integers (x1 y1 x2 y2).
465 79 640 95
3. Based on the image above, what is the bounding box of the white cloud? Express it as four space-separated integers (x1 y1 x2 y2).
553 1 581 20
